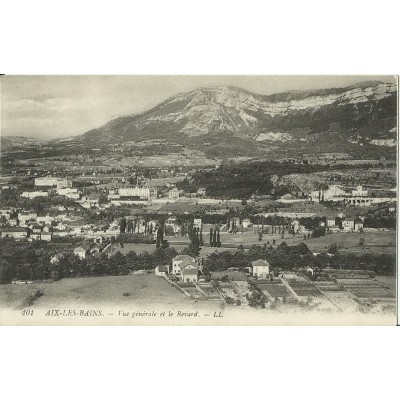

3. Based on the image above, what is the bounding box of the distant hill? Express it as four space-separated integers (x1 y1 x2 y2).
1 135 47 151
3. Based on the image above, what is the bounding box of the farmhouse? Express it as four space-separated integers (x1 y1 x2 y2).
252 259 270 279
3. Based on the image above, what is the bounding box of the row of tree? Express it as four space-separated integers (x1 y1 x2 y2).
0 244 179 284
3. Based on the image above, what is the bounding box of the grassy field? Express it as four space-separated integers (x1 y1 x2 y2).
0 274 196 310
282 231 396 255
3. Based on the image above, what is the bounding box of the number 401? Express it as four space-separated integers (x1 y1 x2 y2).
22 309 34 316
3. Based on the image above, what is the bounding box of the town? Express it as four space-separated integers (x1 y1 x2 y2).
0 157 396 315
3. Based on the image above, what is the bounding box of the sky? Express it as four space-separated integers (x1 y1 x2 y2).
1 75 397 139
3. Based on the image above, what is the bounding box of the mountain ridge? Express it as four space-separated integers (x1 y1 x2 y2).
2 80 397 160
79 81 396 144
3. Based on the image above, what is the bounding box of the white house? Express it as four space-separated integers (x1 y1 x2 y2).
354 219 364 232
242 218 252 229
172 255 196 274
193 218 202 228
326 218 336 227
155 265 169 276
180 262 199 283
342 218 355 231
41 232 52 242
74 246 88 259
252 259 270 279
168 188 183 200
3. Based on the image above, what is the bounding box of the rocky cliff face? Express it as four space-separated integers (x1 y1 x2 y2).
79 80 397 157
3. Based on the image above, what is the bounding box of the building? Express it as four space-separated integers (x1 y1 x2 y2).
197 187 206 196
155 265 169 276
326 218 336 227
0 227 28 239
172 255 196 274
342 218 355 231
31 224 43 234
354 218 364 232
351 186 368 197
35 177 60 187
57 187 78 196
65 192 80 200
56 178 72 189
40 232 52 242
252 259 270 279
118 186 157 199
242 218 252 229
168 187 182 200
18 212 38 225
310 185 346 202
21 191 49 199
180 262 199 283
0 209 14 220
193 218 202 228
37 215 54 224
74 246 89 259
50 254 63 264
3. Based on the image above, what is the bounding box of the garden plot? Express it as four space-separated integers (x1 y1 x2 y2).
176 283 206 300
315 280 344 292
336 278 394 300
198 285 221 300
286 279 322 298
220 286 240 303
232 281 252 305
234 281 252 296
256 280 293 299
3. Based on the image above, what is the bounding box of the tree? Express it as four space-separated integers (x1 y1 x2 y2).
327 243 339 255
156 226 164 249
209 228 213 246
213 229 217 247
119 218 127 233
258 232 263 241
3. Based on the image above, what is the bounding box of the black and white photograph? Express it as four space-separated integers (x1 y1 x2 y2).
1 2 400 400
0 75 397 325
